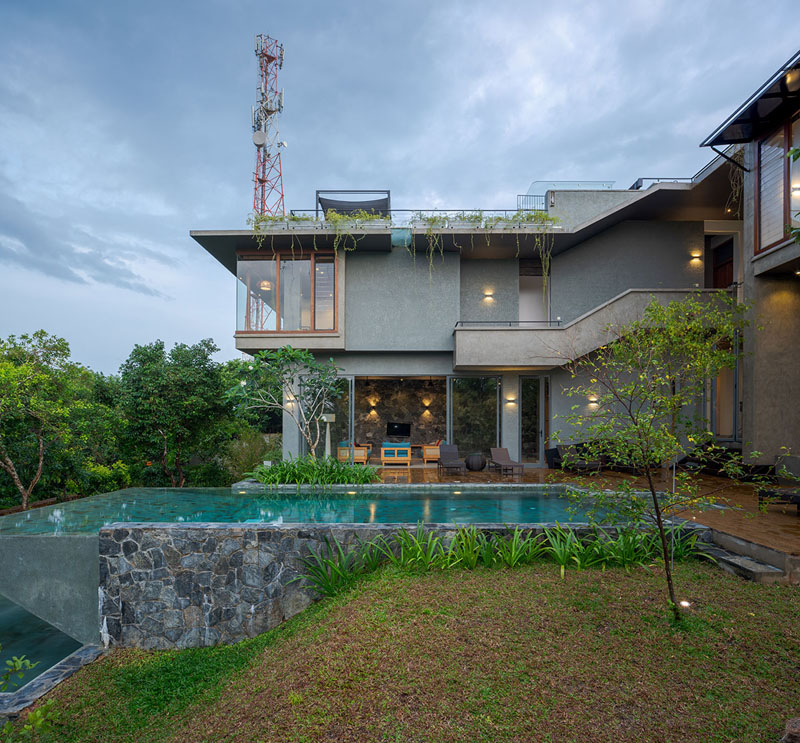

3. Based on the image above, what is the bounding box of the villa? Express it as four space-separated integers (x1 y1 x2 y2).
191 49 800 471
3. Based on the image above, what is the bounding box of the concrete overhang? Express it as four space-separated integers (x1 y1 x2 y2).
190 229 392 275
701 48 800 147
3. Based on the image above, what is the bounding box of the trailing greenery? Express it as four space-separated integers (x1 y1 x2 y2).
295 523 709 597
1 643 58 741
248 454 380 486
324 209 389 254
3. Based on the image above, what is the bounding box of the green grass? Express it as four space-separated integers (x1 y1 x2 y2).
37 563 800 743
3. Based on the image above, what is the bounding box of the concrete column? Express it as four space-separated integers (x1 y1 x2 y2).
281 384 304 460
500 374 521 461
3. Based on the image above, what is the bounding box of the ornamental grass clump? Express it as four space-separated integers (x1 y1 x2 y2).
248 455 379 486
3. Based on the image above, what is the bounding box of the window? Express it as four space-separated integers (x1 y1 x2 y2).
757 114 800 252
236 252 337 332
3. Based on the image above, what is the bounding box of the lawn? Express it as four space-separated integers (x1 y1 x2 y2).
37 562 799 743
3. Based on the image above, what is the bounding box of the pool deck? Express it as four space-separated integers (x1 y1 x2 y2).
376 462 800 556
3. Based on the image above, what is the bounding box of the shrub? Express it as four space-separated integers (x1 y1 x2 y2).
248 455 379 486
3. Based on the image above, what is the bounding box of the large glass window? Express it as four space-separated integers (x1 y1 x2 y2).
236 253 336 332
792 117 800 230
520 377 541 463
757 114 800 251
758 129 785 250
449 377 499 456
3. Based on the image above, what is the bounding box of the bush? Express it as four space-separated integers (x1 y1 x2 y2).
295 524 711 597
249 455 379 486
221 429 281 482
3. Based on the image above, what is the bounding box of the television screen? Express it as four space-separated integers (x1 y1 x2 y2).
386 421 411 438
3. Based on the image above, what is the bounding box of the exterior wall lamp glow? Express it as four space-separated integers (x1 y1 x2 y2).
483 289 495 302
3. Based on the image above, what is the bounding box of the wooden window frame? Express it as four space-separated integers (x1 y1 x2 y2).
236 250 338 334
754 117 797 255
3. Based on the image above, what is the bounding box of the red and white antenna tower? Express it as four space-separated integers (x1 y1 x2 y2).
251 34 285 216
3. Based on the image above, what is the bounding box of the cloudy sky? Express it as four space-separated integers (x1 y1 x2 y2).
1 0 798 373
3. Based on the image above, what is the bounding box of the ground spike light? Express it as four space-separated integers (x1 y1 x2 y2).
252 34 285 216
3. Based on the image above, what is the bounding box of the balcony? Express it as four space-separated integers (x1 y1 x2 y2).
453 289 726 370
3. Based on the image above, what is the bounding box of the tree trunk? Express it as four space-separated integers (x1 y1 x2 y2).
645 467 682 622
158 432 176 487
0 433 44 511
175 436 185 488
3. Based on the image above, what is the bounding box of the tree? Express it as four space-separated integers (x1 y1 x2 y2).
229 346 343 457
0 331 74 509
557 293 749 621
118 339 228 487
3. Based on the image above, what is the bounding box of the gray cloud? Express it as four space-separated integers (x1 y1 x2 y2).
0 0 799 372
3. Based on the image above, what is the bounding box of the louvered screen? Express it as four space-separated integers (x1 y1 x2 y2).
759 129 786 249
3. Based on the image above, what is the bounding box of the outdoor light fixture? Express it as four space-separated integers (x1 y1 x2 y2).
259 280 273 291
690 250 702 262
483 288 495 302
679 600 691 608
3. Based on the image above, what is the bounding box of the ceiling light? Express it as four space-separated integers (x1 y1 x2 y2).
259 280 273 291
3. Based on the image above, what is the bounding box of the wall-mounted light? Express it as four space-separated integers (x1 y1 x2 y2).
483 288 495 302
505 395 517 405
588 395 598 407
259 279 273 291
689 250 702 263
792 185 800 195
795 270 800 277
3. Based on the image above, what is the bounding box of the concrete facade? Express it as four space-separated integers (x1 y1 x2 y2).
193 159 747 465
739 142 800 463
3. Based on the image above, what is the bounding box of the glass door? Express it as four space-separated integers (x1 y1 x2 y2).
520 376 547 464
447 377 500 456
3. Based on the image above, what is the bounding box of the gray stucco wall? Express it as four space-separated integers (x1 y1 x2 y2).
546 190 640 231
344 248 460 351
459 259 519 322
740 142 800 463
550 220 705 323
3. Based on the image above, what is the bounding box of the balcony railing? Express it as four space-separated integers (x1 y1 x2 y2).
515 194 547 211
455 320 562 328
273 208 557 229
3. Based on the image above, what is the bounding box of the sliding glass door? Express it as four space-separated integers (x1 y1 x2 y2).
520 375 548 464
448 377 500 455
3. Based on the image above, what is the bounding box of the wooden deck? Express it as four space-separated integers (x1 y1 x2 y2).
374 461 800 556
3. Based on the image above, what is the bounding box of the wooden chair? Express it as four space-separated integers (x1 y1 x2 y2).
337 445 369 465
422 445 441 464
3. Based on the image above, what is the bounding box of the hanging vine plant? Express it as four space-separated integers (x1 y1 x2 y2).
724 146 745 218
324 209 390 254
248 212 288 254
409 211 449 278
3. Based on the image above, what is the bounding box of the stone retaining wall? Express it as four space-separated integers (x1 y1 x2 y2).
99 522 605 650
99 521 707 650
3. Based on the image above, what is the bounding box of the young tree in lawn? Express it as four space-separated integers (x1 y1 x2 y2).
0 331 73 509
229 346 343 458
558 293 749 621
118 339 228 487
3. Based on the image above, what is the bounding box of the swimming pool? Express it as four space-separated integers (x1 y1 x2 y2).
0 486 585 536
0 594 81 688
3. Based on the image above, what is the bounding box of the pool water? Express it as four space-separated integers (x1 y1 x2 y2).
0 594 82 689
0 487 584 536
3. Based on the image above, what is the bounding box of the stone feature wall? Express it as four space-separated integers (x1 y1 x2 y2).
98 521 553 650
354 378 446 450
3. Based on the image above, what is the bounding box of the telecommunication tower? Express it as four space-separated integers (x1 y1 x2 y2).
251 34 285 216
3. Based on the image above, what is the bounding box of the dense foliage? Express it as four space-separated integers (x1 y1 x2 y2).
249 455 379 486
228 347 344 458
0 332 282 510
297 524 707 597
